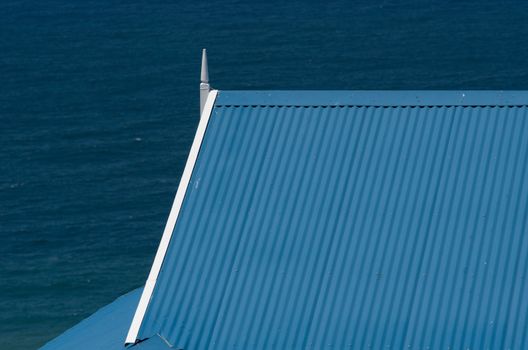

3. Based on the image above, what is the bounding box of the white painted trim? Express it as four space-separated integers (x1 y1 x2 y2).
125 90 218 344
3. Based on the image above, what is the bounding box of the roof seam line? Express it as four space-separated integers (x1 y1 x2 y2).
215 104 528 108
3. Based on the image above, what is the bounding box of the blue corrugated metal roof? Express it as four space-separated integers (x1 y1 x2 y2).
40 288 144 350
216 90 528 106
39 287 172 350
133 91 528 349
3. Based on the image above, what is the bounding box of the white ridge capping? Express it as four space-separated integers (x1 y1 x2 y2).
125 89 218 345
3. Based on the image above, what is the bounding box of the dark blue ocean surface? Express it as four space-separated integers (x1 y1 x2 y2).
2 1 528 348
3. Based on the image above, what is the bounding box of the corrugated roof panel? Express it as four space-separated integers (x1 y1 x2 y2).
39 288 143 350
215 90 528 106
138 93 528 349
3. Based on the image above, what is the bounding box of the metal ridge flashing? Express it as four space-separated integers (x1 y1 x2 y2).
215 90 528 107
125 90 218 345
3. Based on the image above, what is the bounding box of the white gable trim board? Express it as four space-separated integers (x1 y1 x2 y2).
125 90 219 344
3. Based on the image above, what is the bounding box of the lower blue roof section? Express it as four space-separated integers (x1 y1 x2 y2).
40 288 144 350
138 91 528 349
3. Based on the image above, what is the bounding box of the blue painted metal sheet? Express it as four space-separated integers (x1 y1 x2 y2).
138 91 528 349
133 336 171 349
40 288 144 350
215 90 528 106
